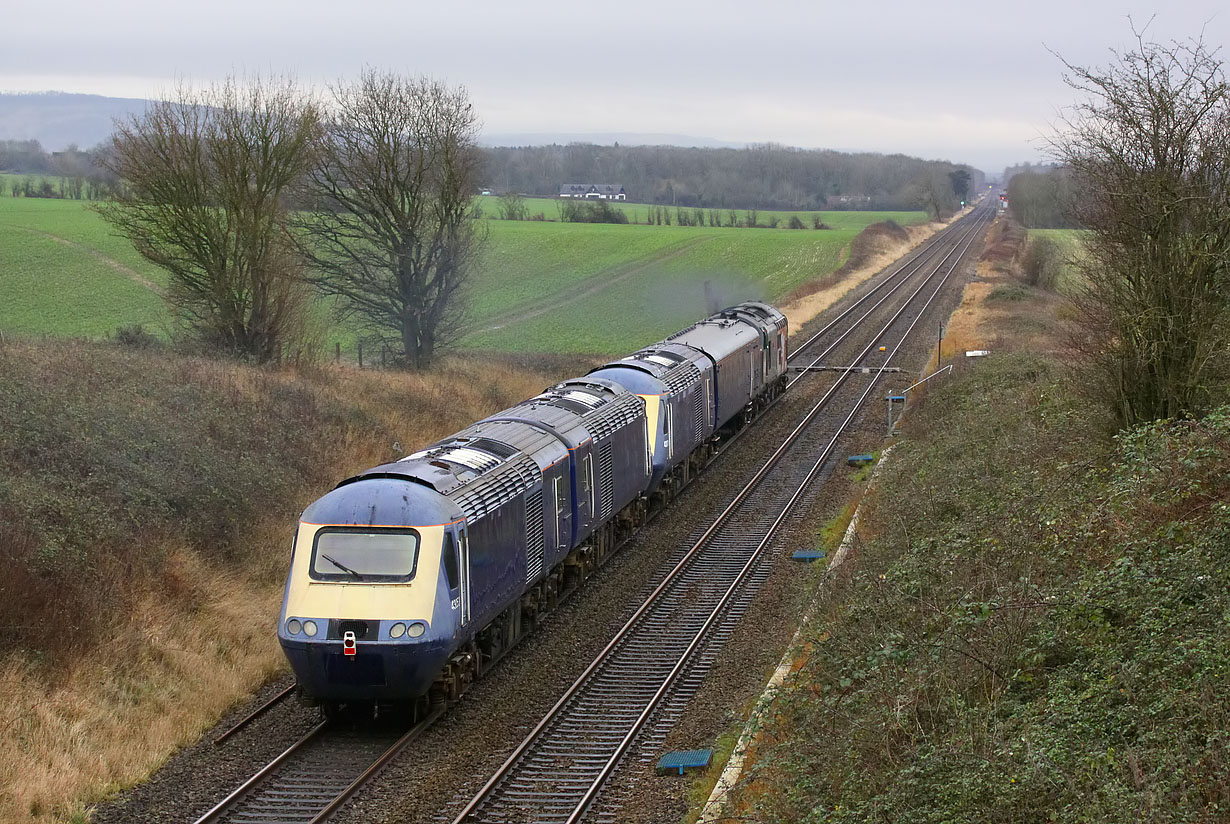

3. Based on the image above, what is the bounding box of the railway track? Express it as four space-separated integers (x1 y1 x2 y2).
448 207 993 824
192 708 442 824
193 206 992 824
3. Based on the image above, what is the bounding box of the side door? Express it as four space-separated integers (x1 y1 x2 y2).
457 526 471 628
581 453 596 527
553 473 570 550
663 399 675 460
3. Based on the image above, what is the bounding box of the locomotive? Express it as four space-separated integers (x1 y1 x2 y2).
279 302 788 711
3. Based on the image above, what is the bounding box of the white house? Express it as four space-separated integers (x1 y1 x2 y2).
559 183 627 201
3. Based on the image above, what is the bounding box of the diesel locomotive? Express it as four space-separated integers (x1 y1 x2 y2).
279 302 788 711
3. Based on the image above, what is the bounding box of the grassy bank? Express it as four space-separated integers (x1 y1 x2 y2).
0 338 565 822
729 231 1229 822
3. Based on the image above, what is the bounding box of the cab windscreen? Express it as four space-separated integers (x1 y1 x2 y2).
309 528 420 582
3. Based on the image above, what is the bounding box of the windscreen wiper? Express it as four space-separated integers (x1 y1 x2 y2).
321 553 364 580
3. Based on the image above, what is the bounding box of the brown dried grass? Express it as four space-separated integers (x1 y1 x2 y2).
0 343 557 823
780 212 965 336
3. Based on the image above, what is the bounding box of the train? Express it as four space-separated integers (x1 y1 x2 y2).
278 301 789 712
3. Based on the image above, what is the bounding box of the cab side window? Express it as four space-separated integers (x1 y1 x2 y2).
442 533 460 590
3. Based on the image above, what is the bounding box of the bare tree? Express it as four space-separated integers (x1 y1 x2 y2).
1055 30 1230 426
96 77 318 361
298 71 484 369
498 191 527 220
909 170 957 220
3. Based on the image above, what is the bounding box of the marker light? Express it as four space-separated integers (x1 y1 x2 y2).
343 631 357 657
287 619 302 635
389 622 407 639
407 622 427 638
303 621 317 637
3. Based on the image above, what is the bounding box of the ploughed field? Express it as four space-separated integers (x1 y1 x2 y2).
0 193 927 354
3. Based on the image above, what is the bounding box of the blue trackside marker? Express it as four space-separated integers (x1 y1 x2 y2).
847 454 874 466
656 749 714 776
791 549 828 562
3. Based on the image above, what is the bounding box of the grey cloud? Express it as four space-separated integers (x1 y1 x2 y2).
2 0 1227 173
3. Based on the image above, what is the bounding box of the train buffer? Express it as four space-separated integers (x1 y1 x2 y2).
791 549 828 562
656 749 713 776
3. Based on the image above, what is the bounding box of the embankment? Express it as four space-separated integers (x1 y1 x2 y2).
0 340 569 823
718 225 1230 822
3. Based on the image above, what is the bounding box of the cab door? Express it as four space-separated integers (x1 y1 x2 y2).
457 527 472 628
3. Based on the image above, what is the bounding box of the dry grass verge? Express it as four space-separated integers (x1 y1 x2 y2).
780 210 968 335
0 340 558 823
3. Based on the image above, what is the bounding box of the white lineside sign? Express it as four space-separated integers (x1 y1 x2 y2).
966 350 990 358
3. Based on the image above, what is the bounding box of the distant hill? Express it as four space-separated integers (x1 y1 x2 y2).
0 92 150 150
0 92 753 152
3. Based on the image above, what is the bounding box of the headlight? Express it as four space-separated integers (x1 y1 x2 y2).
287 619 302 635
303 620 318 637
389 622 406 639
407 621 427 638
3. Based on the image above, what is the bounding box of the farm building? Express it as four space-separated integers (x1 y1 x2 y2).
559 183 627 201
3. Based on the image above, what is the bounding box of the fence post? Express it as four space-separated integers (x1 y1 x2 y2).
335 342 340 363
358 342 363 369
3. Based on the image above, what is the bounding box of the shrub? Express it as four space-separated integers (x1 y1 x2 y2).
787 216 806 230
560 200 629 224
112 324 160 349
498 191 527 221
987 283 1032 301
1021 235 1063 290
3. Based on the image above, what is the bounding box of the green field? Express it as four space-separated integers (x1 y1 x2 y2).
468 221 858 352
0 196 928 354
0 198 168 337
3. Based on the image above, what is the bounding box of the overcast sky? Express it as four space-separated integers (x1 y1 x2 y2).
1 0 1225 173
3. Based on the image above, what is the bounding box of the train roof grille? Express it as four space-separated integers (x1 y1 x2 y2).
440 447 502 471
469 437 518 458
561 389 603 408
450 456 540 521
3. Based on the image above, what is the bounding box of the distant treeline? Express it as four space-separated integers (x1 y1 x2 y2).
0 139 123 199
1006 166 1080 229
3 136 985 214
484 143 983 212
